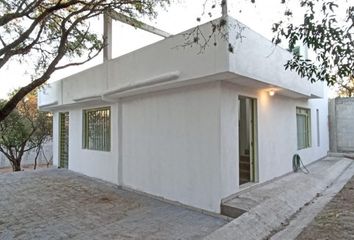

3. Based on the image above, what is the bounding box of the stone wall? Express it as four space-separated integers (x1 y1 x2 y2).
0 142 52 168
329 98 354 152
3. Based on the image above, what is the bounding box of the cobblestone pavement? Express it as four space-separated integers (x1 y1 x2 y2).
0 169 228 240
0 164 52 174
296 175 354 240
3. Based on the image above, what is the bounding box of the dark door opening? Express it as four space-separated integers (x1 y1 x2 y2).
238 96 257 185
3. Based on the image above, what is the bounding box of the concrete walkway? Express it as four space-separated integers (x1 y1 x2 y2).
204 156 354 240
0 169 228 240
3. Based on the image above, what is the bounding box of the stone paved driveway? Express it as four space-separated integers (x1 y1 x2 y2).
0 169 228 240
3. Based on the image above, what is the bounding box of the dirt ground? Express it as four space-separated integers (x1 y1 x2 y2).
296 175 354 240
0 163 52 173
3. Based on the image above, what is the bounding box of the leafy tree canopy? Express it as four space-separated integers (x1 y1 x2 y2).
192 0 353 86
0 90 52 171
336 74 354 97
0 0 169 122
0 0 352 124
272 0 353 85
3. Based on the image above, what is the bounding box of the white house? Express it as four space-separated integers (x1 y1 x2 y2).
38 16 329 213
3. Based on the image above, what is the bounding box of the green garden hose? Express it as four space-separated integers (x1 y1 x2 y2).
293 154 310 174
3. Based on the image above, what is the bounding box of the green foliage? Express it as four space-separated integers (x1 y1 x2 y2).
0 0 169 76
187 0 353 86
0 101 32 149
0 0 169 122
272 0 353 85
0 91 52 171
336 75 354 97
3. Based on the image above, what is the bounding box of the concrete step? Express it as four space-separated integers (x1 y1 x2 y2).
239 169 250 175
239 161 250 168
239 178 250 186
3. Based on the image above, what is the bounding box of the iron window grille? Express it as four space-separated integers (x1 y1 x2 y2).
83 107 111 151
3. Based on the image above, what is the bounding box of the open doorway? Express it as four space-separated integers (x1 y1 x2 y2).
238 96 257 185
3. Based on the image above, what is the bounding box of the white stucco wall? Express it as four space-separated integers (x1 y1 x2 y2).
48 80 329 213
38 16 323 111
38 81 62 107
121 82 222 211
118 81 329 210
219 82 329 184
227 18 323 99
220 85 239 198
39 16 330 213
62 65 108 105
52 104 119 184
39 19 229 109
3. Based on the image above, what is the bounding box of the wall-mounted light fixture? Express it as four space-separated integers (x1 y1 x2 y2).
268 90 275 96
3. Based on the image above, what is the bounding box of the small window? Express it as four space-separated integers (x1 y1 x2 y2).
83 107 111 151
296 107 311 149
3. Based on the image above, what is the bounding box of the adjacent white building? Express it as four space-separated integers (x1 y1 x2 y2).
39 16 329 213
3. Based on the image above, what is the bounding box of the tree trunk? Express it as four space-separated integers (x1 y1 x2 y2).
33 146 41 170
11 159 22 172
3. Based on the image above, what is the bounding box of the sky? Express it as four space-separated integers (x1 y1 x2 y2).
0 0 348 98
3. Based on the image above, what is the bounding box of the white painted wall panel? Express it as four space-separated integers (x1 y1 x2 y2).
48 80 329 213
121 83 221 212
296 88 330 166
257 91 299 181
257 93 329 182
61 64 107 105
38 81 61 107
228 18 323 98
106 32 229 92
40 15 330 213
219 82 328 186
53 104 119 184
220 83 329 183
220 85 239 198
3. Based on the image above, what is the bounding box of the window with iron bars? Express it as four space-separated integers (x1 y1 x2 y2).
83 107 111 151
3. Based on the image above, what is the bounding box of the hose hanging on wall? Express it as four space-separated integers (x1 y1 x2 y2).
292 154 310 174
